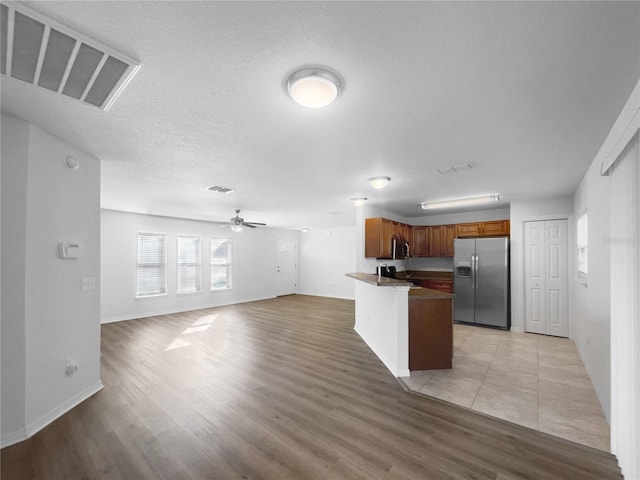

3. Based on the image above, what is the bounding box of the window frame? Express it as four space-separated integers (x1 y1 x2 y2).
177 235 202 295
210 237 232 291
576 211 588 281
136 232 168 298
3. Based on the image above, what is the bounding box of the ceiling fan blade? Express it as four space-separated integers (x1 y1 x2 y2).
243 223 257 228
244 222 266 226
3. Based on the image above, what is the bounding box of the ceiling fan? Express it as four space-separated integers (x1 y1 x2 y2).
228 209 266 231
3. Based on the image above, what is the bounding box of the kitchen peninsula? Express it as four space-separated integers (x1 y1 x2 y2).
346 273 455 377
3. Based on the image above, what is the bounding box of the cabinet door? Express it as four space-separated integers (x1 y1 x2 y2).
412 226 428 257
365 218 393 258
456 222 482 237
380 218 392 257
482 220 510 236
427 226 442 256
442 225 456 256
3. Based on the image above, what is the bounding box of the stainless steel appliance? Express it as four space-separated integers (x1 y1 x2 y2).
454 238 510 329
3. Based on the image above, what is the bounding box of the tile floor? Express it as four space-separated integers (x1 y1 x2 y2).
400 324 610 451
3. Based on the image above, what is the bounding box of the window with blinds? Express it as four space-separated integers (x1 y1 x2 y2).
211 238 232 290
177 236 202 294
136 233 167 297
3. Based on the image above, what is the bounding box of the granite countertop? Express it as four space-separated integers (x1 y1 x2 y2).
345 273 455 299
396 270 453 281
345 272 411 287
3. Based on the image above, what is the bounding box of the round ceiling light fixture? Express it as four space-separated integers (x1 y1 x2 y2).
350 197 368 206
286 67 342 108
368 176 391 189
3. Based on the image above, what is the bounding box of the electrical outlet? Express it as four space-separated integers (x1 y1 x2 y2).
65 358 78 376
81 276 96 291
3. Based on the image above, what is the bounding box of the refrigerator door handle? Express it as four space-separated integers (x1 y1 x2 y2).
473 254 479 289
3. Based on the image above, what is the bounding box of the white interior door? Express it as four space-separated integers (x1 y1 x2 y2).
524 219 568 336
276 239 297 296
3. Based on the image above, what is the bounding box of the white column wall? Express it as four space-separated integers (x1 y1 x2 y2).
1 114 102 447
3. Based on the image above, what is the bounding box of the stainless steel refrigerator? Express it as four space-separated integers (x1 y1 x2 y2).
453 237 510 329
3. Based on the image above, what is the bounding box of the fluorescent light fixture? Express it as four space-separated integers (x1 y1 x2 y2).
230 224 243 232
286 67 342 108
350 197 368 206
421 194 501 210
368 176 391 189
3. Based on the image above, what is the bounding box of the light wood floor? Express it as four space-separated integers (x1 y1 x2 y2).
1 295 622 479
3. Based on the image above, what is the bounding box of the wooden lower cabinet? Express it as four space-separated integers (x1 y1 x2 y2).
422 279 454 293
408 298 453 370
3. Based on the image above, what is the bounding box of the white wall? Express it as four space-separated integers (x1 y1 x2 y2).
573 168 612 421
1 115 29 443
1 114 102 447
101 210 298 322
509 196 574 333
298 226 356 299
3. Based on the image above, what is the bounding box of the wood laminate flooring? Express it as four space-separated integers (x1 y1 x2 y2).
1 295 622 479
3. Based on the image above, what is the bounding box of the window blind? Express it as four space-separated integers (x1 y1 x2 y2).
211 238 232 290
136 233 167 297
177 236 202 293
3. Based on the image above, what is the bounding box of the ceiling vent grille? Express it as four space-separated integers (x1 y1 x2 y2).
0 3 140 111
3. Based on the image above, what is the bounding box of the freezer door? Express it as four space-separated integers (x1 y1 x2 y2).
475 237 509 328
453 238 476 324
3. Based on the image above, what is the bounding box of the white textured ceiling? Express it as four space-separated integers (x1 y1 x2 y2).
2 1 639 230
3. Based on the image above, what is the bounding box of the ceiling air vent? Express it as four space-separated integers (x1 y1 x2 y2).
0 3 140 111
207 185 235 194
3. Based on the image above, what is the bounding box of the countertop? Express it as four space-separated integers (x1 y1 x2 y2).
345 273 454 299
396 270 453 281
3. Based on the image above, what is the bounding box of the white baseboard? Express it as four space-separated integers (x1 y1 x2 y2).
101 295 276 324
1 381 103 448
354 326 406 378
1 427 28 449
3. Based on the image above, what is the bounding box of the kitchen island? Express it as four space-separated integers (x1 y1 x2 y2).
346 273 454 377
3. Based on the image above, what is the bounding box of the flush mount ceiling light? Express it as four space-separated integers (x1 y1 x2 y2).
301 227 310 233
286 67 342 108
350 197 368 206
421 194 502 210
368 176 391 189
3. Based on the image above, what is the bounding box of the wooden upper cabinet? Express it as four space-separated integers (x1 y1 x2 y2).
482 220 510 236
365 217 411 258
426 225 455 257
412 226 428 257
456 222 482 237
366 218 508 258
365 217 393 258
442 225 456 256
456 220 510 238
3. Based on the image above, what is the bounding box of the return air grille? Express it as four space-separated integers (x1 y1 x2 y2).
0 4 140 111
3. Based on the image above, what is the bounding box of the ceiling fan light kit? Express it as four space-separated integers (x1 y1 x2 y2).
286 66 342 108
228 209 266 230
